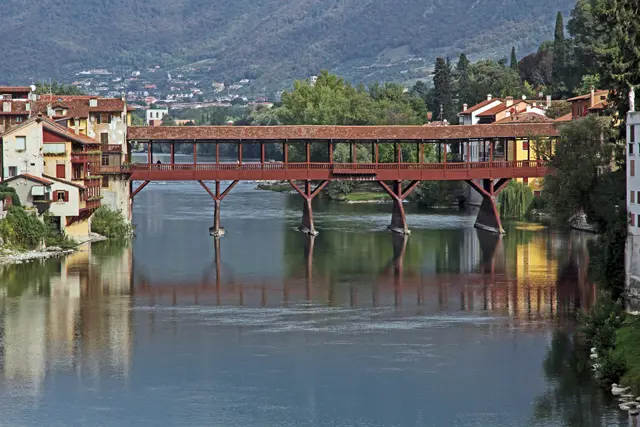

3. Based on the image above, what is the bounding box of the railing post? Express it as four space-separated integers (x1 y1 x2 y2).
148 142 152 164
238 141 243 166
193 142 197 165
328 141 333 164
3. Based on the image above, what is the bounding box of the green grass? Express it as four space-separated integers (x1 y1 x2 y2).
614 315 640 394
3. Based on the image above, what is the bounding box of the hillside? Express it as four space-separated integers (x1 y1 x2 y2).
1 0 575 88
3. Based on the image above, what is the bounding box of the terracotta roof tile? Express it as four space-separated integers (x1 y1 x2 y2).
41 118 99 145
495 112 552 124
3 173 53 186
42 174 86 189
128 124 559 141
0 86 31 94
459 98 502 115
477 100 529 117
554 113 573 122
0 100 31 116
566 90 609 102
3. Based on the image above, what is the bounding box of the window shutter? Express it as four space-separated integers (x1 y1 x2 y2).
64 191 69 202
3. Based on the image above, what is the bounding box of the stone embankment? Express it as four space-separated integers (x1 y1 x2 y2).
590 347 640 417
0 232 106 265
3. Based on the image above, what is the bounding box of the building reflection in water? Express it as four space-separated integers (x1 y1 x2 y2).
0 241 134 395
133 225 597 323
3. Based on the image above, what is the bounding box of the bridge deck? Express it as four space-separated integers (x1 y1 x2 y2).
123 160 548 181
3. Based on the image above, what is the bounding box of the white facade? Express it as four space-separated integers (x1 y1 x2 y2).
146 108 169 125
46 177 82 218
2 121 44 179
458 97 503 126
626 111 640 297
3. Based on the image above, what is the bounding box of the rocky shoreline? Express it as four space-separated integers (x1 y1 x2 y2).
0 232 107 265
590 347 640 417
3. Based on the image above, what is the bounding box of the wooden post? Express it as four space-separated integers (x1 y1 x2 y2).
260 143 265 164
170 142 175 169
148 142 152 164
238 142 243 165
216 143 220 165
306 141 310 164
490 139 494 164
352 142 357 164
193 142 197 164
443 142 447 165
284 142 288 164
328 141 333 163
419 142 424 164
375 142 379 164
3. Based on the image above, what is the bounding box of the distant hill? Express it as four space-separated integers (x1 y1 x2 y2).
1 0 575 88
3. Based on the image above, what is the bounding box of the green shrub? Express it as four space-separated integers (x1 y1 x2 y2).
0 207 46 249
43 214 76 249
498 180 534 220
598 350 627 386
0 184 21 207
412 181 462 207
91 206 132 238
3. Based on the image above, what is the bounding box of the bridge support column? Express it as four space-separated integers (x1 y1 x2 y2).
378 180 420 235
199 180 239 238
465 178 510 234
289 180 329 236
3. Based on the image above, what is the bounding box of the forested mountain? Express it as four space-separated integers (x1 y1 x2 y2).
1 0 574 87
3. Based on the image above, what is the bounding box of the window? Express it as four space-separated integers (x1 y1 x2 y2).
632 160 636 177
632 214 636 227
43 143 66 155
16 116 24 123
102 175 109 188
632 191 636 204
15 136 26 151
8 166 17 177
101 114 110 123
100 133 109 144
56 164 66 179
101 154 110 166
55 190 67 202
631 125 636 143
630 144 635 155
94 114 101 124
522 141 529 150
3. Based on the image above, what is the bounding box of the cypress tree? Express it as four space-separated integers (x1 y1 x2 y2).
510 46 518 71
456 53 471 109
552 12 566 93
433 57 454 122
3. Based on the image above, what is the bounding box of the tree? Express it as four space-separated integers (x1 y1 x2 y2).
543 116 619 227
161 115 177 126
510 47 518 71
552 12 567 95
34 81 84 95
465 60 524 105
519 48 554 89
456 53 472 107
432 57 455 122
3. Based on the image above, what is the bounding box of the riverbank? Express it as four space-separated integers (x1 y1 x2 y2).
0 232 106 265
614 315 640 395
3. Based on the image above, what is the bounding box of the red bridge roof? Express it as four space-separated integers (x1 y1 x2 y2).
128 124 559 141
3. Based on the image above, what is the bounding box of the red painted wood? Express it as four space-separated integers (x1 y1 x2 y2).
43 129 67 143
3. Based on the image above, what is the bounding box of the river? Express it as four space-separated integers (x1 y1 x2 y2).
0 181 631 426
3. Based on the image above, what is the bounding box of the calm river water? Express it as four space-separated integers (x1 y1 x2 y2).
0 181 630 426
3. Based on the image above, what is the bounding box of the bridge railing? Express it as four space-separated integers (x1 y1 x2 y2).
120 160 547 173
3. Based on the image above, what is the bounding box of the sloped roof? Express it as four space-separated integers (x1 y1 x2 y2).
3 173 53 186
477 100 529 117
0 86 31 94
566 90 609 102
554 113 573 122
0 100 30 116
42 174 86 189
459 98 502 115
41 118 98 145
495 112 552 124
32 95 127 117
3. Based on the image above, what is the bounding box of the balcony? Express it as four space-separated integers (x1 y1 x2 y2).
72 152 101 164
101 144 123 153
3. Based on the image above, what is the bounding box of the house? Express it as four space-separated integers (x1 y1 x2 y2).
0 86 34 134
458 95 504 125
146 108 169 126
566 88 609 119
0 116 102 238
627 104 640 296
475 97 532 124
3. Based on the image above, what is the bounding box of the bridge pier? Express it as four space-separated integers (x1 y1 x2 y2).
378 180 420 235
289 180 329 236
199 180 239 238
466 178 510 234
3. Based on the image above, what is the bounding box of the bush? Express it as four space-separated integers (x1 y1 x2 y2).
412 181 462 207
598 351 627 386
0 184 21 207
0 207 46 249
91 206 132 238
43 214 76 249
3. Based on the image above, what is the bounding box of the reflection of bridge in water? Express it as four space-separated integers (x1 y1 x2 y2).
133 229 595 320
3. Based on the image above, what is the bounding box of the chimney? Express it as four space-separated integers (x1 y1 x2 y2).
590 86 595 108
25 102 30 111
546 95 552 108
487 94 492 101
427 111 433 121
462 103 468 112
505 96 514 107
